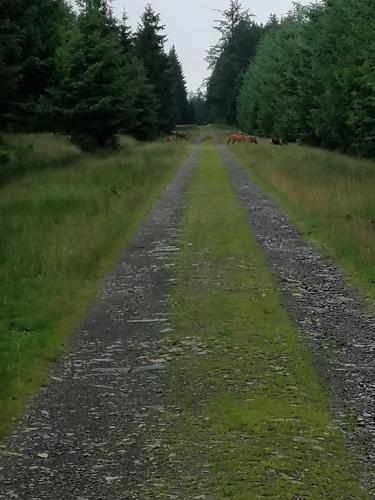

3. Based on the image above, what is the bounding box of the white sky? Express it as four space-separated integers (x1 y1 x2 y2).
111 1 310 92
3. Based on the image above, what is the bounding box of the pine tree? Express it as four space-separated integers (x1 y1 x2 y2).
0 1 22 129
45 0 137 148
236 0 375 157
168 46 190 125
118 9 134 54
18 0 68 127
117 9 159 140
205 0 263 124
0 0 67 130
189 89 206 125
135 5 176 133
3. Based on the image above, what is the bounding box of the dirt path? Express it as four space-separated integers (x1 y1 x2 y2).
1 142 374 499
0 147 199 499
217 144 375 492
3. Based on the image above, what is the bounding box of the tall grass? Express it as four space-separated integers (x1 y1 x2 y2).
0 134 190 437
0 133 81 185
227 140 375 301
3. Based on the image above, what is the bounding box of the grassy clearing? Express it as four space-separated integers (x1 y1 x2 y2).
0 134 191 438
223 137 375 303
154 145 367 498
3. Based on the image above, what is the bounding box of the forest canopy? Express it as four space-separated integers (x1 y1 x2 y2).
0 0 192 147
205 0 374 157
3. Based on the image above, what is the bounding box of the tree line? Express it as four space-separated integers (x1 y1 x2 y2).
0 0 193 148
205 0 374 158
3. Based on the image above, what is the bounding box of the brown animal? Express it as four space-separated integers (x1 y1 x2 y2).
166 136 173 143
227 133 247 144
247 135 258 144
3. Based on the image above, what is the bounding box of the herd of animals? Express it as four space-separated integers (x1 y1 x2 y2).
166 130 285 146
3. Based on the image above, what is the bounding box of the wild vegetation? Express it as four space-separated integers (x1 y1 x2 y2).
0 133 190 437
0 0 192 147
205 0 265 125
237 0 374 157
223 135 375 301
203 0 374 158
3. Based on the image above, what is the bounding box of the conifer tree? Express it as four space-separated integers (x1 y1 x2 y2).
236 0 375 157
0 0 67 130
117 9 159 140
45 0 137 148
0 1 22 129
168 46 190 125
135 5 176 133
205 0 263 124
118 9 134 54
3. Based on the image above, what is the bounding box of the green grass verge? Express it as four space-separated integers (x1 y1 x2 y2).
153 145 367 498
0 133 82 185
224 139 375 304
0 135 191 438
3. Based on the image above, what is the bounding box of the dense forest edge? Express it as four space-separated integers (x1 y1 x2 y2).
205 0 374 158
0 0 194 151
1 0 374 158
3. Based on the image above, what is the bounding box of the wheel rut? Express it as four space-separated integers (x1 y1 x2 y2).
218 144 375 493
0 146 200 500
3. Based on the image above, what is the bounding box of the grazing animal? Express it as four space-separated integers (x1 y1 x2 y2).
227 133 257 144
271 138 283 145
227 133 247 144
166 136 173 143
247 135 258 144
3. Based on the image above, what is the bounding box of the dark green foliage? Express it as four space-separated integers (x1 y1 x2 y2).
0 0 186 145
118 9 135 55
168 46 190 125
117 10 159 140
0 0 67 130
127 58 160 141
0 150 11 164
0 1 22 129
13 0 67 128
205 0 263 124
135 4 176 133
42 0 137 148
237 0 375 157
189 90 207 125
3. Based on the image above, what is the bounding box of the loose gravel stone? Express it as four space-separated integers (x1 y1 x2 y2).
0 147 199 500
218 144 375 494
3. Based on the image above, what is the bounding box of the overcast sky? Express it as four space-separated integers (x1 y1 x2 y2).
111 1 310 92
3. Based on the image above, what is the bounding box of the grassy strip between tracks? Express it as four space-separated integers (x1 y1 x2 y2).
0 135 190 438
227 140 375 305
152 145 367 498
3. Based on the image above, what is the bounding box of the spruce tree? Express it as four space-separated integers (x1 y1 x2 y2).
0 0 67 130
0 1 22 129
205 0 263 124
168 46 190 125
45 0 137 148
18 0 68 127
117 9 159 140
118 9 134 54
135 5 176 133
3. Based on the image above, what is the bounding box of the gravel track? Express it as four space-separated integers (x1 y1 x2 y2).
0 146 199 500
218 144 375 494
1 141 374 498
